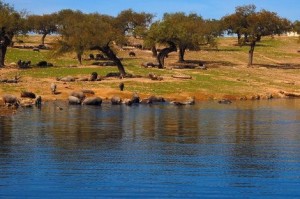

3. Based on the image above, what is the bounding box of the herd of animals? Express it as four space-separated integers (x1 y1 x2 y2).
1 80 201 111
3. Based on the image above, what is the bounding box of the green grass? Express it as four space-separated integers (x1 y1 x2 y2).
6 48 79 67
17 67 119 78
2 36 299 99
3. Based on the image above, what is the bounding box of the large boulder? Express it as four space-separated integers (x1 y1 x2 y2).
82 97 102 106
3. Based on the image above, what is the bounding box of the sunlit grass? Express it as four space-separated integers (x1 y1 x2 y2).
2 35 299 99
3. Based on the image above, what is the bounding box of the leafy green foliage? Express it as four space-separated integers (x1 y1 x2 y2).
115 9 154 37
27 13 58 44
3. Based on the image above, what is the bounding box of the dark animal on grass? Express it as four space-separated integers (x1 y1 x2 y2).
95 54 105 60
89 72 98 81
89 54 95 60
129 51 136 57
119 82 124 91
35 96 42 106
21 91 36 99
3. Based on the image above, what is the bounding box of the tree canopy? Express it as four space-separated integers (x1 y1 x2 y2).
0 0 295 70
27 13 58 45
145 13 205 67
293 20 300 34
55 10 127 75
115 9 154 37
223 5 291 66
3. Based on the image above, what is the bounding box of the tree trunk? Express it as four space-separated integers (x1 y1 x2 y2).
248 41 256 66
0 29 11 67
0 46 4 67
41 33 47 45
98 45 126 76
151 46 157 57
77 53 82 65
237 32 241 44
244 33 249 42
157 41 177 68
178 46 186 62
256 35 262 42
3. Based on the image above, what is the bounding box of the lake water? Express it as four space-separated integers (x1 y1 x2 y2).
0 99 300 198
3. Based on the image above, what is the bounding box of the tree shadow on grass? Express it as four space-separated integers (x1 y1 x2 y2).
253 63 300 69
203 48 241 52
182 60 238 68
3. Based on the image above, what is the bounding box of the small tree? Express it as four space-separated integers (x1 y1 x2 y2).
293 20 300 43
293 20 300 33
56 11 127 76
145 13 205 67
88 13 127 76
203 19 223 48
0 0 25 66
27 13 58 45
55 10 88 65
223 5 291 66
245 10 291 66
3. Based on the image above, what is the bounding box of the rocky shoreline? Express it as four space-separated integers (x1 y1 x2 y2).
1 88 300 117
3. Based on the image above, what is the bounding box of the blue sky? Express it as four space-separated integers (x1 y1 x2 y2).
5 0 300 21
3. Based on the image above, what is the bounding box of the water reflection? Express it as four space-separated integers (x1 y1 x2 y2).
0 99 300 197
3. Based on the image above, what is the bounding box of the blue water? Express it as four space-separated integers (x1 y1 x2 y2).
0 100 300 198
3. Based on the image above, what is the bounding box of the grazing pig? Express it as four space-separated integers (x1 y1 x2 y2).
82 97 102 106
89 54 95 60
68 96 81 105
129 51 136 57
70 91 86 102
89 72 98 81
218 99 232 104
147 96 165 104
51 83 57 94
131 93 140 104
119 82 124 91
21 91 36 99
111 96 122 105
2 94 19 106
35 96 42 106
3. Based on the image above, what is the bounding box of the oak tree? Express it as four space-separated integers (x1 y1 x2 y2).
146 13 205 67
223 5 291 66
27 13 58 45
56 10 127 76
